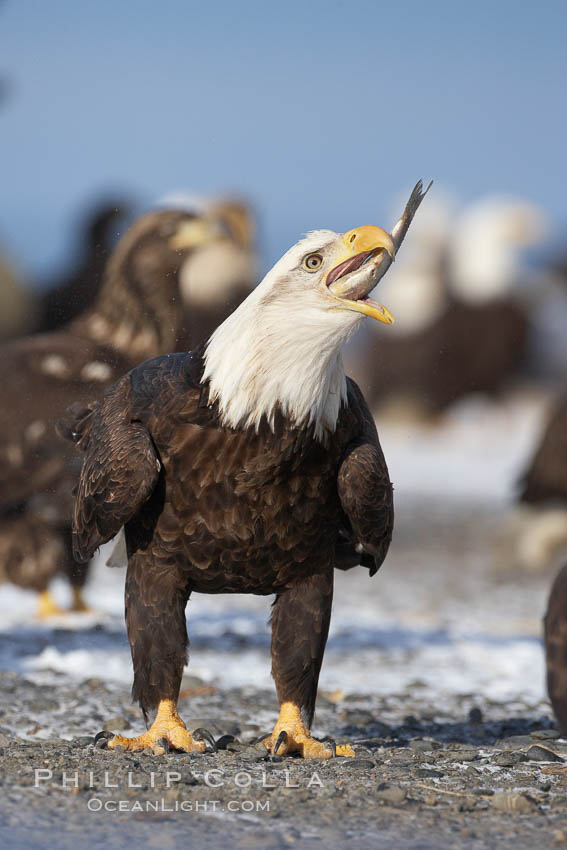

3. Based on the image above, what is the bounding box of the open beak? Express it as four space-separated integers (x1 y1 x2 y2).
324 225 396 324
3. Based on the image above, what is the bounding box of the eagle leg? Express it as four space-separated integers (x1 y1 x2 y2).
100 699 212 754
37 589 65 619
70 586 91 613
111 548 212 754
263 702 353 759
62 534 92 612
264 572 355 759
0 514 68 618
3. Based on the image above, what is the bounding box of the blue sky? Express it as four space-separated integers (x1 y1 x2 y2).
1 0 565 279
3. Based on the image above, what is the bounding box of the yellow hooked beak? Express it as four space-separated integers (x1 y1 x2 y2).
342 225 395 259
324 225 395 324
168 218 221 251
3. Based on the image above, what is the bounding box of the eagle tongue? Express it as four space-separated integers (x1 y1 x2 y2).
326 250 374 290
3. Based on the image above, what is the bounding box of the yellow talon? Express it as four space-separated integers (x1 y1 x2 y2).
37 590 65 619
263 701 355 759
105 699 208 753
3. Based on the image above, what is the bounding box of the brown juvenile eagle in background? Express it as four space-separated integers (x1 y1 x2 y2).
67 182 429 758
0 204 256 616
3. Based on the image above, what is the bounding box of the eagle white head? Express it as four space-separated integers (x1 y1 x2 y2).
203 181 430 439
449 198 548 304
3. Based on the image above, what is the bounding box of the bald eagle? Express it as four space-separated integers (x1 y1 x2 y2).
0 206 256 617
67 182 429 758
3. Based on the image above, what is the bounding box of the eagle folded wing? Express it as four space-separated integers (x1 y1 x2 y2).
334 535 377 573
67 383 161 562
337 383 394 576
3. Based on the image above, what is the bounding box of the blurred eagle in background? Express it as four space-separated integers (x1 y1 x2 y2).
347 195 547 416
0 200 257 615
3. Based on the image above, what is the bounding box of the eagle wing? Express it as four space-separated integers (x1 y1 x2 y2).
69 375 161 562
336 380 394 576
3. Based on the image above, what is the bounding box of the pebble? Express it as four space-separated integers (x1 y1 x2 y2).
414 768 445 779
27 700 59 713
237 747 268 761
497 735 536 749
339 758 375 771
531 729 561 740
239 725 263 743
83 678 104 690
410 739 442 753
526 745 564 762
492 751 527 767
491 792 538 814
454 748 479 762
340 709 376 726
376 783 406 804
101 715 129 732
453 798 477 812
71 736 95 748
342 692 370 703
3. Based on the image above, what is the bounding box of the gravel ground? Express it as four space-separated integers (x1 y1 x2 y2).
1 673 567 850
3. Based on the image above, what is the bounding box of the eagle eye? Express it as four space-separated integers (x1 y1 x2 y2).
303 253 323 272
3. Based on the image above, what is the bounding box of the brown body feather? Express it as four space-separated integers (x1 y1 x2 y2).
70 346 393 718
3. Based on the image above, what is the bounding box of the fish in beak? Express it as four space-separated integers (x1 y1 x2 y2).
324 180 434 325
325 225 396 324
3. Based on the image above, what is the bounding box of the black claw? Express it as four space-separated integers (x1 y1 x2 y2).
215 734 237 751
94 730 113 748
193 727 217 752
94 730 112 742
157 737 170 754
273 730 288 756
326 739 337 758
